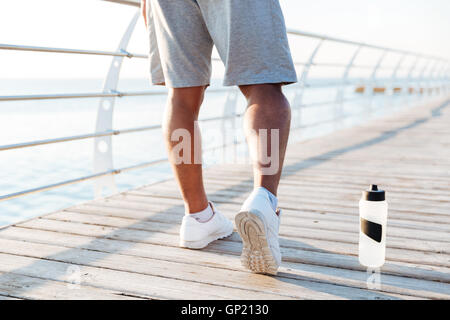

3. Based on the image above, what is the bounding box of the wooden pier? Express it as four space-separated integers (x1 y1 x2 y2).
0 99 449 300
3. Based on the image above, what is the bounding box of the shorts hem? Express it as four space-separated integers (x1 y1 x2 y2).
163 81 211 89
223 76 298 87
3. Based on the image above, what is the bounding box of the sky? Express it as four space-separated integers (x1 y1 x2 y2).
0 0 449 79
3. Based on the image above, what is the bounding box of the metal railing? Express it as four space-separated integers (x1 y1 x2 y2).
1 0 449 202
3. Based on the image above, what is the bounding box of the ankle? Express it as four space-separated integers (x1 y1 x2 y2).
255 186 278 212
188 202 214 223
185 198 209 214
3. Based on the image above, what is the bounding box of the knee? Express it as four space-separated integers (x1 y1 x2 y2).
168 86 207 117
240 84 291 118
239 83 282 99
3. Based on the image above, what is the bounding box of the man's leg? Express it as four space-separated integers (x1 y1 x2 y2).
145 1 234 248
163 86 208 213
234 83 290 275
194 0 295 272
239 83 291 197
165 86 234 249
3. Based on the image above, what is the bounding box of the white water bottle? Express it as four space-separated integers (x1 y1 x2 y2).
358 185 388 268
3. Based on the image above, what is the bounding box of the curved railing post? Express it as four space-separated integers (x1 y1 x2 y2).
444 63 450 95
440 62 449 96
389 53 407 108
366 50 387 114
391 54 407 83
435 61 448 96
93 10 140 199
445 64 450 94
221 89 239 163
334 44 362 126
425 60 440 98
405 56 420 103
292 39 324 129
436 61 446 91
299 40 324 89
447 64 450 95
416 59 433 100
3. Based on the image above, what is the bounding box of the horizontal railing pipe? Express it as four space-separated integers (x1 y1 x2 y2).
285 29 447 63
0 114 246 151
0 87 231 102
103 0 140 7
0 158 166 202
0 43 147 59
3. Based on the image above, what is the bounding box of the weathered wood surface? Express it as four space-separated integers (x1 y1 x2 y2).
0 98 449 300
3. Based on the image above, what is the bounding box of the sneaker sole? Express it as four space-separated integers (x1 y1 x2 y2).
235 210 279 275
179 227 233 249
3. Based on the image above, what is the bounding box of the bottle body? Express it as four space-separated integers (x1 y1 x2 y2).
358 199 388 268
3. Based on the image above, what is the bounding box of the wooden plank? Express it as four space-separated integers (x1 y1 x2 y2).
67 199 450 243
200 175 450 209
0 272 139 300
72 201 447 259
90 195 450 252
204 171 450 198
66 202 450 253
190 173 450 200
136 176 450 213
0 238 414 300
11 219 450 284
143 177 450 210
74 199 450 237
130 184 450 227
61 204 450 260
117 190 450 225
0 226 447 299
0 252 288 300
213 152 450 179
61 205 449 257
0 293 22 300
58 206 450 268
200 174 450 204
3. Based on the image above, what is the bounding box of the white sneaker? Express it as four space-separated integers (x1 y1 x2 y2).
235 189 282 275
179 202 234 249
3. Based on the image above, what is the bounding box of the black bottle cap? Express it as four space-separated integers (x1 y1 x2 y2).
362 184 385 201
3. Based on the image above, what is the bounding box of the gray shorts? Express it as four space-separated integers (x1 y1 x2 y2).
146 0 298 88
